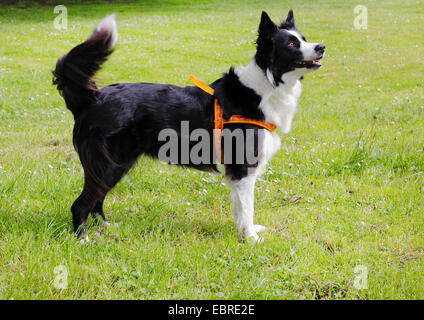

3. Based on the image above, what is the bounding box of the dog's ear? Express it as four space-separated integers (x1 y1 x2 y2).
280 9 296 29
258 11 277 39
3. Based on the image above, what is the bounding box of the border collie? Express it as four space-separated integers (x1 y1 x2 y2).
53 10 325 242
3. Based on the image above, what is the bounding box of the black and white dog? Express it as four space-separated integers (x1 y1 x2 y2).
53 10 325 242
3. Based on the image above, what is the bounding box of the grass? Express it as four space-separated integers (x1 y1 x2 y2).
0 0 423 299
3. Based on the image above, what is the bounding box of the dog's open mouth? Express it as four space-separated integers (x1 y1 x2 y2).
294 59 322 68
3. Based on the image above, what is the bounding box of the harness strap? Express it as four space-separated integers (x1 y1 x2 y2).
189 75 277 164
189 75 215 95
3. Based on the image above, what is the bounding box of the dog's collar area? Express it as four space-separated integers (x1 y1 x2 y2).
189 75 277 131
189 75 277 163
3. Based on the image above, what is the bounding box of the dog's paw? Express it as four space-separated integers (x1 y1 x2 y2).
245 234 265 245
102 221 121 228
243 224 267 244
102 220 121 228
254 224 267 233
79 235 90 244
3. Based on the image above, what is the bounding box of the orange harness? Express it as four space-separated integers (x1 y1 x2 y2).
189 75 277 163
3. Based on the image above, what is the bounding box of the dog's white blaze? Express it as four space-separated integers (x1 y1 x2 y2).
287 29 320 61
97 14 118 47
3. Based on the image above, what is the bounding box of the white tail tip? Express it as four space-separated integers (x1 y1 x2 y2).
97 14 118 47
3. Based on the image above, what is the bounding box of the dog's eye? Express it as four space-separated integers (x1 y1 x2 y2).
288 42 294 47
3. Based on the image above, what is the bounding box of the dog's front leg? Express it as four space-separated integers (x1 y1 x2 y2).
228 174 266 242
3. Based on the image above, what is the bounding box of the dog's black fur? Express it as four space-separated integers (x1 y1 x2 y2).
53 14 268 237
53 10 320 238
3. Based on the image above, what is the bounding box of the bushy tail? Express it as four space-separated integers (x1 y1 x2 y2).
52 14 118 118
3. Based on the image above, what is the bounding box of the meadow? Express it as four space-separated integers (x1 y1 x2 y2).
0 0 423 299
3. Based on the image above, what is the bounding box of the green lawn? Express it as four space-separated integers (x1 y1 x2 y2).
0 0 423 299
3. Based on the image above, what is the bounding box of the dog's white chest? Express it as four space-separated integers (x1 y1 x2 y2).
235 60 302 135
260 79 301 134
235 60 303 169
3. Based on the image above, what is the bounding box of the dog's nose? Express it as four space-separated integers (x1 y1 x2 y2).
315 44 325 54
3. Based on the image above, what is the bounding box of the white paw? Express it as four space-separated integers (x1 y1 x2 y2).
79 236 90 244
102 221 121 228
245 234 264 245
244 227 265 244
254 225 267 233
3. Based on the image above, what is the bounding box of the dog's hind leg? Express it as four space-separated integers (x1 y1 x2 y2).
91 199 106 222
72 126 138 238
71 176 104 238
90 165 129 223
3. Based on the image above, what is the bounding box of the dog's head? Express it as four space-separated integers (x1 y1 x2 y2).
255 10 325 85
